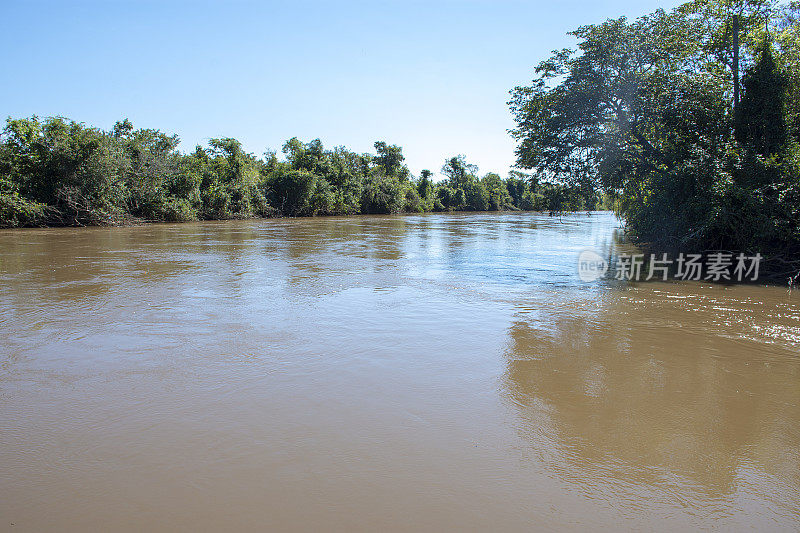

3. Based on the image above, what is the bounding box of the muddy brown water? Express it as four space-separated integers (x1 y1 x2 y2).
1 212 798 531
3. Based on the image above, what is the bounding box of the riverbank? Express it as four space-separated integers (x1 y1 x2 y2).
1 207 600 230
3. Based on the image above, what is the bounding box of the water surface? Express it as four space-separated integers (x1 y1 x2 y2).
1 212 798 531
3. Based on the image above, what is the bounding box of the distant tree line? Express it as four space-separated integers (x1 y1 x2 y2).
0 116 603 229
510 0 800 278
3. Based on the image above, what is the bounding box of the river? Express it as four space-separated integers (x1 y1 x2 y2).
1 212 798 531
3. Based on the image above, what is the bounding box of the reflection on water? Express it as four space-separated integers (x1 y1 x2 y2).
504 286 800 528
0 212 798 531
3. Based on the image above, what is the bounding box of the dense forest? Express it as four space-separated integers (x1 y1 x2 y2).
510 0 800 278
0 116 599 229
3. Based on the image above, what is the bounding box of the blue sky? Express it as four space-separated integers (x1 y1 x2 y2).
1 0 680 178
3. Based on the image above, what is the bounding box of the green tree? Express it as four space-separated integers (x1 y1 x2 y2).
482 173 512 210
509 0 800 276
360 172 404 214
268 169 317 216
735 42 789 157
374 141 409 181
441 155 477 189
463 179 489 211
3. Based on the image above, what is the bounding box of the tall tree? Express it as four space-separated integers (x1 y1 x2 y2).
735 41 789 157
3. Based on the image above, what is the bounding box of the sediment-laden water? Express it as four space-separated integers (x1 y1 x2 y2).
1 212 798 531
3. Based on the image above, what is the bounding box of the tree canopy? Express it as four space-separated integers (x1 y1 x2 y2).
509 0 800 278
0 117 597 229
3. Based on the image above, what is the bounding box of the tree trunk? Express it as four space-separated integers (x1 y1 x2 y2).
733 14 740 113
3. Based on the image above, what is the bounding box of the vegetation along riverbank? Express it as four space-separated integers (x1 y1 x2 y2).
0 117 598 229
509 0 800 280
2 0 798 280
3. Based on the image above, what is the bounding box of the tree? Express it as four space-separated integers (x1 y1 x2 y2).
361 172 404 214
735 42 789 157
113 120 184 219
678 0 778 114
776 1 800 138
509 0 800 277
418 169 434 199
463 179 489 211
268 169 317 216
482 173 512 210
374 141 409 180
441 155 477 189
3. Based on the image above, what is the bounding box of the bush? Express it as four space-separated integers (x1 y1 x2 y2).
202 184 231 219
360 174 404 214
0 116 584 227
163 197 197 222
0 190 46 227
268 169 317 216
403 186 424 212
309 178 335 215
463 180 489 211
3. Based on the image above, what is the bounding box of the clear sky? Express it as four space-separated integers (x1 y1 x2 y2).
1 0 681 179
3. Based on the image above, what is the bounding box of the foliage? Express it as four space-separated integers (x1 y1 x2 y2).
509 0 800 278
0 117 597 229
